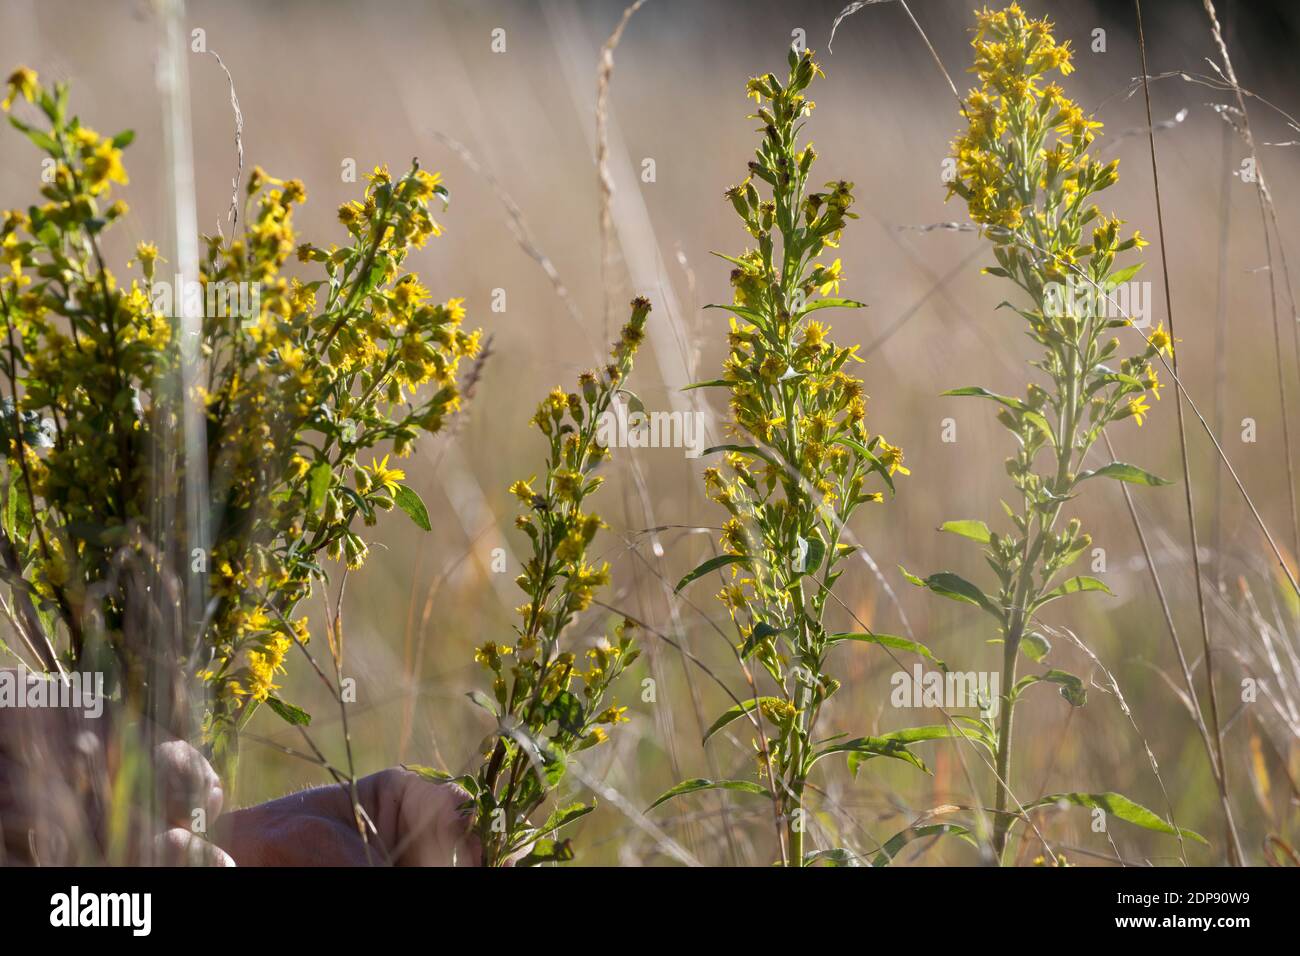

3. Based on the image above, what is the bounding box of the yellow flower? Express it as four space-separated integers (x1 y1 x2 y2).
758 696 797 726
877 439 910 476
131 241 162 281
552 469 582 501
392 277 429 310
280 178 307 205
817 258 842 295
595 705 628 725
510 476 538 504
411 168 443 200
1144 366 1162 400
1128 395 1150 427
802 320 828 349
2 67 37 112
444 296 467 325
720 517 749 555
83 140 128 194
556 530 585 564
474 641 511 671
1147 322 1173 357
366 454 405 495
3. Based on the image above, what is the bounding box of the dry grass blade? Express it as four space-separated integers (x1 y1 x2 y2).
431 132 590 345
596 0 651 341
1201 0 1300 565
1043 622 1189 866
202 48 244 232
829 0 962 107
1134 0 1242 864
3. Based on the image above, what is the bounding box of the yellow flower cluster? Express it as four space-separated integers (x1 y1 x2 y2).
951 3 1107 234
469 301 649 865
0 67 479 736
919 8 1183 861
669 52 913 865
197 160 479 724
946 6 1163 427
703 50 903 679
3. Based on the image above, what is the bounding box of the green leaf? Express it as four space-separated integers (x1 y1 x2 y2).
872 822 975 866
1021 410 1056 443
741 622 788 659
941 386 1025 411
111 129 136 149
265 695 312 726
1020 631 1051 663
941 388 1053 443
674 554 749 593
799 297 867 314
792 532 826 577
939 519 992 544
804 848 863 866
839 724 976 775
1075 462 1173 487
540 802 595 834
681 378 731 391
701 697 769 744
812 735 930 775
393 485 432 531
878 724 967 744
620 389 645 415
308 461 331 514
402 764 452 782
901 567 1001 618
833 435 894 493
543 690 586 735
828 631 947 671
9 116 57 152
1033 575 1111 609
1104 263 1144 287
466 689 500 717
1016 668 1088 707
646 778 770 812
699 443 785 471
518 837 575 866
3 481 17 540
542 747 568 787
703 296 763 318
1024 792 1207 844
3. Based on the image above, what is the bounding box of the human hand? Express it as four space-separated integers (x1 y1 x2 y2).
212 767 479 866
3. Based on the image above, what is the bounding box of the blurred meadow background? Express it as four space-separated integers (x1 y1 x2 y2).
2 0 1298 864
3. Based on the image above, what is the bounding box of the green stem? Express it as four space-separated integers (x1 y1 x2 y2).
787 791 804 866
991 624 1020 860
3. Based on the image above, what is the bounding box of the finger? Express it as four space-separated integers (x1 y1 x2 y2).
155 827 236 867
154 739 223 829
393 773 478 866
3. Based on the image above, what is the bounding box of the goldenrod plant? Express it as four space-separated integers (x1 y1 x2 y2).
436 298 649 867
911 4 1202 860
654 48 943 867
0 68 478 754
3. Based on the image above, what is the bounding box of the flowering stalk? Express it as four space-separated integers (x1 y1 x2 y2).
913 5 1200 861
0 69 478 753
448 298 649 866
655 48 937 867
